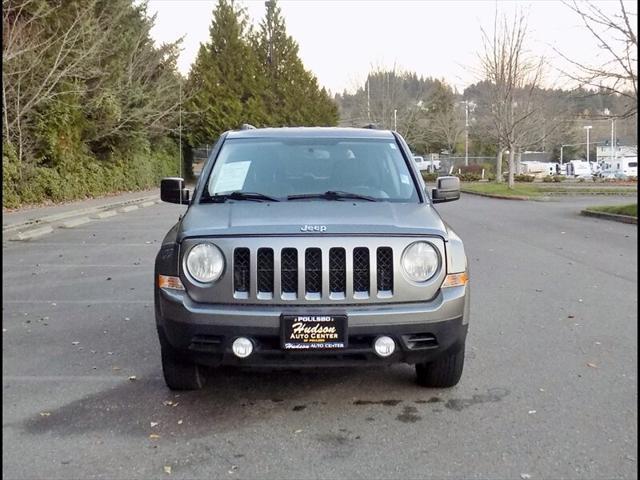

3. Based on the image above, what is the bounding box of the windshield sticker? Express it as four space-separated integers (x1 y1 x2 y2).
211 161 250 193
388 143 397 150
400 174 410 184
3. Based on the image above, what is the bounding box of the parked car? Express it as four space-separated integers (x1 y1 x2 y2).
413 155 428 171
155 127 470 390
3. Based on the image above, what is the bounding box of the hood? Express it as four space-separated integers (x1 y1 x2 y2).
177 201 448 241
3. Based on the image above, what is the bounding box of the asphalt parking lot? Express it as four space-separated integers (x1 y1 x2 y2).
2 194 637 479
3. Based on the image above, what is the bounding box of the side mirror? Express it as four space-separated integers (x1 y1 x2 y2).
431 176 460 203
160 177 190 204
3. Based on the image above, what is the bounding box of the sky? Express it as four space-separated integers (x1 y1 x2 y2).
146 0 636 95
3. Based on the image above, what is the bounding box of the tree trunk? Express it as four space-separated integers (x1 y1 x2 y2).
495 147 504 183
508 146 516 189
516 148 522 174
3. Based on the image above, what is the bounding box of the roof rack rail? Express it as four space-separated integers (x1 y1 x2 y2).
240 123 256 130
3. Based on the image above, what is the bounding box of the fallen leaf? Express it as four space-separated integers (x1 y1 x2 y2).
39 412 51 417
567 315 575 319
112 366 121 371
150 421 159 427
128 375 137 381
294 429 302 434
164 465 172 474
528 410 536 414
521 474 531 480
72 341 80 345
587 363 598 368
149 434 160 439
177 420 183 425
539 388 545 392
163 401 174 406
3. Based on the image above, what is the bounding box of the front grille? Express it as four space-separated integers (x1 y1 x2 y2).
377 247 393 293
229 243 402 302
305 248 322 296
281 248 298 295
353 247 370 294
233 248 250 295
329 248 346 294
257 248 274 297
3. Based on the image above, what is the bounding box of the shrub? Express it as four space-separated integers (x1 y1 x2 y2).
459 164 483 174
421 172 438 182
542 175 554 183
514 174 535 182
457 173 482 182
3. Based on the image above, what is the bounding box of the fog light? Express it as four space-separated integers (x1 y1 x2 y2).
231 337 253 358
374 336 396 357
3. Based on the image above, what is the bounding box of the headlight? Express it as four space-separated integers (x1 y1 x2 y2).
185 243 224 283
401 241 439 282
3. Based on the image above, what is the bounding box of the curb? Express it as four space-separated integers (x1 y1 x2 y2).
580 209 638 224
3 193 158 234
11 226 54 241
461 191 532 201
59 217 91 229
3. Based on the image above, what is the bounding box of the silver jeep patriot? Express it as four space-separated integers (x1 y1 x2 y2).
155 127 469 390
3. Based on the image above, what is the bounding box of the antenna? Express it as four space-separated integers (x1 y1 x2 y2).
179 79 183 204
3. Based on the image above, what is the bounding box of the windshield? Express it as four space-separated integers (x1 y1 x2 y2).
203 138 419 202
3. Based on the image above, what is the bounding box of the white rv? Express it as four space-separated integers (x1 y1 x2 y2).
566 160 592 178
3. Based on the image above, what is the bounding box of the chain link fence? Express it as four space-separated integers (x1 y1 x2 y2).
438 156 496 175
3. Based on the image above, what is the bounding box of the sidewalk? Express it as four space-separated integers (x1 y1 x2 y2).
3 188 160 239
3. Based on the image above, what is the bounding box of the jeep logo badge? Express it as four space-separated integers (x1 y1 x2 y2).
300 225 327 232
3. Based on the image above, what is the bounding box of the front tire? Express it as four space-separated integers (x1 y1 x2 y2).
158 329 206 391
416 343 465 388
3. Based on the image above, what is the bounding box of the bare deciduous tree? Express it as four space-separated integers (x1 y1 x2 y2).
558 0 637 118
428 105 465 155
478 11 546 187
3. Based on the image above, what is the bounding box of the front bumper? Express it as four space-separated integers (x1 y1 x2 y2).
156 285 469 367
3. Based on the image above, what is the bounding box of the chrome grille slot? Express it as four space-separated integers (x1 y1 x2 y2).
376 247 393 296
353 247 370 298
329 248 346 300
233 248 250 299
305 248 322 299
281 248 298 298
257 248 274 299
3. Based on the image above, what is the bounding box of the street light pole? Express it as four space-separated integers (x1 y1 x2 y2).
584 125 592 163
464 101 469 167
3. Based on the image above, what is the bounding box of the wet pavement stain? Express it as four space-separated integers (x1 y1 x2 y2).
444 388 509 411
353 399 402 406
396 406 421 423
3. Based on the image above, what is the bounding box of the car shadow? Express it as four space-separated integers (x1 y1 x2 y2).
21 364 422 439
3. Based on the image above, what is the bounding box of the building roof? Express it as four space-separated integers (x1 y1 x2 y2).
226 127 395 139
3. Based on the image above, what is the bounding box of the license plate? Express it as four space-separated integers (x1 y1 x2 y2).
281 314 347 350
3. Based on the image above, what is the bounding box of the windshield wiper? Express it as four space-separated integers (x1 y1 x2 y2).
287 190 377 202
209 191 280 203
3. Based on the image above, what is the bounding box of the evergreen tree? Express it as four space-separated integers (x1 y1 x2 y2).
185 0 268 146
256 0 337 126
